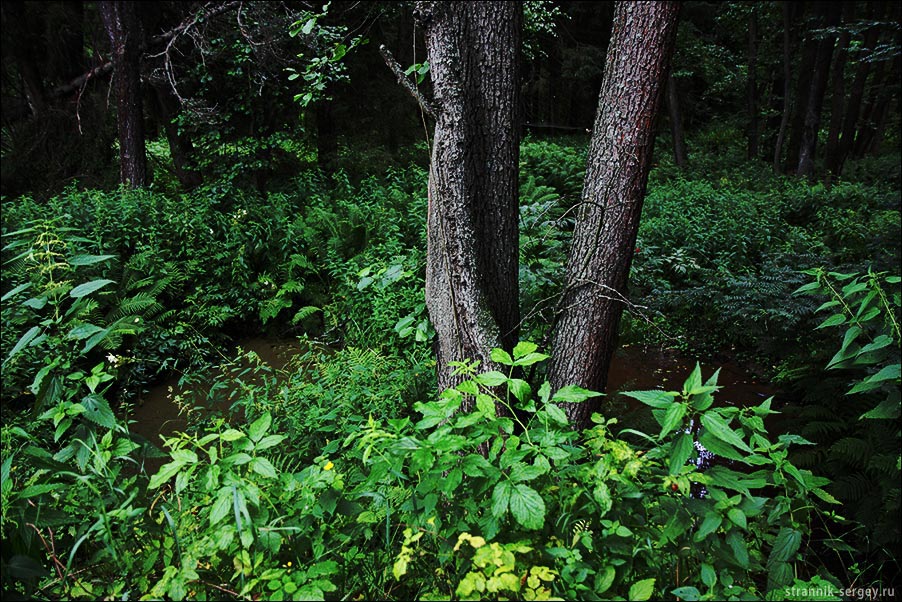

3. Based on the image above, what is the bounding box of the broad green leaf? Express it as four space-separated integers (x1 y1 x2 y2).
475 371 508 387
513 341 538 358
727 507 747 530
659 403 687 438
509 484 545 530
694 512 722 541
671 586 700 601
1 282 30 302
682 362 703 395
860 397 900 420
767 561 795 592
509 462 546 482
69 279 115 298
595 566 616 594
492 481 513 518
621 389 678 408
210 492 231 525
149 461 184 489
68 323 104 340
815 313 846 329
490 348 513 365
726 530 749 568
4 326 40 364
552 385 601 403
220 429 245 441
507 379 531 403
255 434 286 451
250 457 277 478
513 352 550 367
69 254 116 266
858 335 894 355
170 449 198 465
628 578 655 601
769 527 802 564
80 394 117 429
669 432 694 475
700 412 751 452
700 562 716 587
248 412 272 443
543 403 569 425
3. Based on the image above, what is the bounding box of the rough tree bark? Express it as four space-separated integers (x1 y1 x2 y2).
100 1 148 188
797 2 841 179
152 85 202 189
666 73 688 169
547 1 680 430
786 2 818 172
418 1 522 398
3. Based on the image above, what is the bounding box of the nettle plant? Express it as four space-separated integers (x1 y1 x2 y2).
337 343 837 600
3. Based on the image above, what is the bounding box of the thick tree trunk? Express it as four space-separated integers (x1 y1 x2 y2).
854 55 896 157
824 4 852 185
797 2 840 179
746 8 759 160
100 1 147 188
773 2 794 172
418 1 522 398
547 1 680 430
666 73 688 169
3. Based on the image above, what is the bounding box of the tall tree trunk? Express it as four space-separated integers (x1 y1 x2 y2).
746 7 759 160
773 1 794 172
833 2 882 175
786 3 818 172
100 1 147 188
824 4 853 185
666 73 688 169
547 1 680 430
418 1 522 398
797 2 841 179
153 85 202 189
854 54 896 157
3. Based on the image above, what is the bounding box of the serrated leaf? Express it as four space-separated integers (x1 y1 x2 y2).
860 397 900 420
669 432 693 475
543 403 569 425
769 527 801 564
659 403 687 438
69 279 115 298
255 434 286 451
509 484 545 530
69 254 116 266
476 371 508 387
621 389 678 408
682 363 703 395
508 379 531 403
628 577 655 601
513 352 549 367
250 457 277 478
726 530 749 567
149 461 184 489
248 412 272 443
816 313 847 329
492 481 513 518
694 512 722 541
700 412 751 452
210 491 231 525
513 341 538 358
220 429 245 441
5 326 40 364
552 384 601 403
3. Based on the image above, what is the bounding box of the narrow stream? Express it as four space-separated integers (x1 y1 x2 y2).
128 338 779 446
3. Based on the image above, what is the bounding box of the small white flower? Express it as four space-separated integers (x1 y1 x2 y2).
134 318 140 323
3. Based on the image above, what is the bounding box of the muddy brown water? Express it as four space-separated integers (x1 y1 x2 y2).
129 338 779 448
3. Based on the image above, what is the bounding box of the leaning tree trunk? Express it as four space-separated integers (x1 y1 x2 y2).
418 1 521 399
100 1 147 188
547 1 680 430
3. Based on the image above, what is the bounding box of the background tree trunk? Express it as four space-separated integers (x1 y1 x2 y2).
547 1 680 430
667 73 688 169
746 7 759 160
773 1 795 172
100 0 147 188
797 1 840 180
824 4 852 185
786 3 817 172
153 85 202 189
3 1 47 118
418 1 522 398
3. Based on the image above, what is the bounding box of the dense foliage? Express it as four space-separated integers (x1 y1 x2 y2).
1 0 900 599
